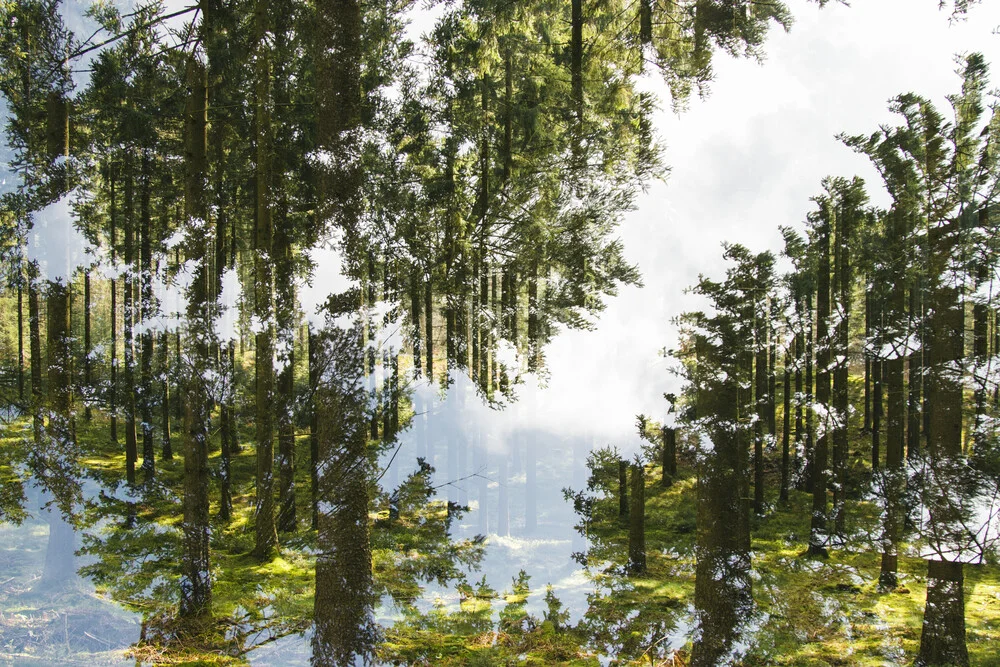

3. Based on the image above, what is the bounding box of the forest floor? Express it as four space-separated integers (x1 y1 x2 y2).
1 412 999 665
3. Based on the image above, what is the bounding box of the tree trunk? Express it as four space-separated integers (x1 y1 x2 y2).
754 336 767 516
908 281 923 460
628 463 646 574
639 0 653 45
178 55 212 622
809 206 831 557
662 426 676 487
42 90 76 528
803 292 815 494
832 194 853 537
108 166 118 445
122 154 138 488
916 560 968 667
690 333 752 667
780 347 791 503
917 218 968 666
618 458 629 519
83 258 91 421
251 0 277 559
160 332 172 459
864 290 871 433
139 150 155 482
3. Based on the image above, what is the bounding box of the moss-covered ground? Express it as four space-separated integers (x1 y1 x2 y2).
2 407 999 665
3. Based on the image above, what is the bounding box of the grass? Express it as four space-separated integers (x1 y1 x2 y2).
2 404 999 665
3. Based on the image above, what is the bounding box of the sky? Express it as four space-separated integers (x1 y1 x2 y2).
502 0 1000 453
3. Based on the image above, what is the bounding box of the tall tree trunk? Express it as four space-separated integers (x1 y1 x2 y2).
832 195 853 537
908 280 923 460
17 276 24 402
108 165 119 445
754 321 767 516
139 150 155 482
972 207 989 455
309 0 378 620
809 207 831 557
42 90 76 524
178 55 212 622
690 334 752 667
864 290 871 433
780 347 791 503
917 218 968 666
251 0 277 559
122 153 138 488
803 292 815 494
28 263 42 447
309 329 319 530
274 79 297 532
83 254 91 421
872 345 883 471
794 327 804 486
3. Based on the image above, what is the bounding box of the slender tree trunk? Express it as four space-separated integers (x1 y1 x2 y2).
618 458 629 520
251 0 277 558
780 347 791 503
425 277 434 380
122 154 138 488
28 264 42 447
908 281 923 460
139 150 155 482
809 207 831 557
864 290 871 433
794 328 804 486
972 208 989 454
42 90 76 523
160 332 172 459
754 326 767 516
309 329 319 530
803 293 815 494
662 426 676 487
108 167 118 445
873 357 883 471
83 258 91 421
832 195 852 537
178 55 212 622
17 277 25 402
628 464 646 574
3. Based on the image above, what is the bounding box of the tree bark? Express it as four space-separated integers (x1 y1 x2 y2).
251 0 277 559
178 55 212 621
139 150 155 482
628 463 646 574
809 204 831 558
780 347 791 503
618 458 629 519
662 426 676 487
